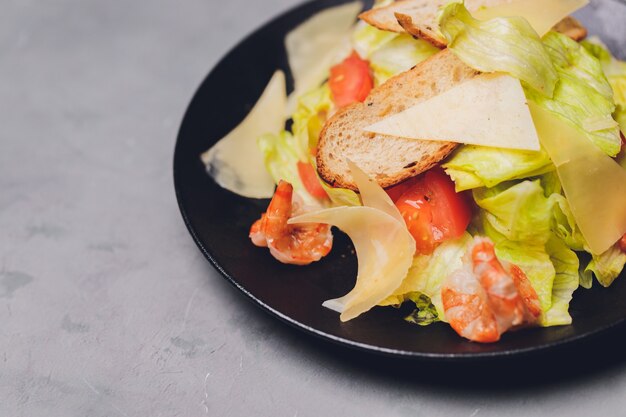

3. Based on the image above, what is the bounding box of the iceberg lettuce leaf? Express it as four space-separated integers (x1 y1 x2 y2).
584 244 626 287
292 83 333 160
290 83 361 207
527 32 620 156
581 37 626 107
369 35 439 84
403 293 441 326
438 2 558 96
258 131 307 195
473 180 554 244
443 145 553 191
543 236 580 326
379 233 473 320
352 21 398 60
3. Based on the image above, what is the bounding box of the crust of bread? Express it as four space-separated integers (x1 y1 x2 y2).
395 12 447 49
317 50 480 190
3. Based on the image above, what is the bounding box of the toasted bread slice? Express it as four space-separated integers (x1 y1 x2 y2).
317 50 480 190
360 0 587 48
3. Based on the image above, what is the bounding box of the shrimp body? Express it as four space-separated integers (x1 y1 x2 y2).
441 268 500 343
249 181 333 266
442 237 540 343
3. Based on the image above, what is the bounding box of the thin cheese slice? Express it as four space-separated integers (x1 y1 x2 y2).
201 71 286 199
289 163 415 322
529 102 626 255
285 1 362 113
290 207 415 321
473 0 588 37
364 74 541 151
347 160 404 223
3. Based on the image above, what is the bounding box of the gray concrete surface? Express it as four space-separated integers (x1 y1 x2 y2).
3 0 626 416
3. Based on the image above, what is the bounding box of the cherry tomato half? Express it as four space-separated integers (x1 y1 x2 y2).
329 52 373 108
297 161 328 199
395 168 472 254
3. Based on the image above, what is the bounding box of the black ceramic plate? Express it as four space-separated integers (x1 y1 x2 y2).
174 0 626 360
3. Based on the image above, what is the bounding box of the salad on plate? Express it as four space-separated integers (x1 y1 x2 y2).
201 0 626 343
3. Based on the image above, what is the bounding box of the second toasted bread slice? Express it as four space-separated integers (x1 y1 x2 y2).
317 49 480 190
360 0 587 48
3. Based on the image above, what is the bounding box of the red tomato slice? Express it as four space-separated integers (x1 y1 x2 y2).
297 161 328 199
395 168 472 254
619 233 626 252
385 176 421 202
329 52 373 108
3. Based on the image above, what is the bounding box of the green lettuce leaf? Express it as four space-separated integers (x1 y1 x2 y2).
581 38 626 135
403 293 440 326
258 131 309 197
443 145 553 191
473 180 554 244
292 83 333 160
438 2 558 96
379 233 473 320
352 21 398 60
527 32 620 156
581 38 626 107
369 35 439 84
288 83 361 207
351 0 397 59
543 236 580 326
583 244 626 287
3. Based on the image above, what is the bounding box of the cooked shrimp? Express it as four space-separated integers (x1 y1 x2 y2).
249 214 267 247
505 263 542 323
441 268 500 343
442 237 540 343
249 181 333 266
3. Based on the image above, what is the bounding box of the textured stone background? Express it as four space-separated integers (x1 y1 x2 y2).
3 0 626 416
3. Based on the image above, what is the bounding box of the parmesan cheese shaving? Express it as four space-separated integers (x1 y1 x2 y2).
289 163 415 321
201 71 286 199
530 102 626 255
285 1 362 113
473 0 588 37
364 74 541 151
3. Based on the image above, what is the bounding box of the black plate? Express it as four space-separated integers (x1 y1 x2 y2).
174 0 626 360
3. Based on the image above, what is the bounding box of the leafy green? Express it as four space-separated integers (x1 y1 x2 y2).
353 7 438 85
352 21 398 60
258 131 308 196
443 145 553 191
543 236 580 325
369 35 439 84
581 38 626 135
527 32 621 156
403 293 440 326
582 38 626 106
288 83 361 207
438 2 557 96
583 245 626 287
474 180 554 244
379 233 473 320
292 83 333 161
